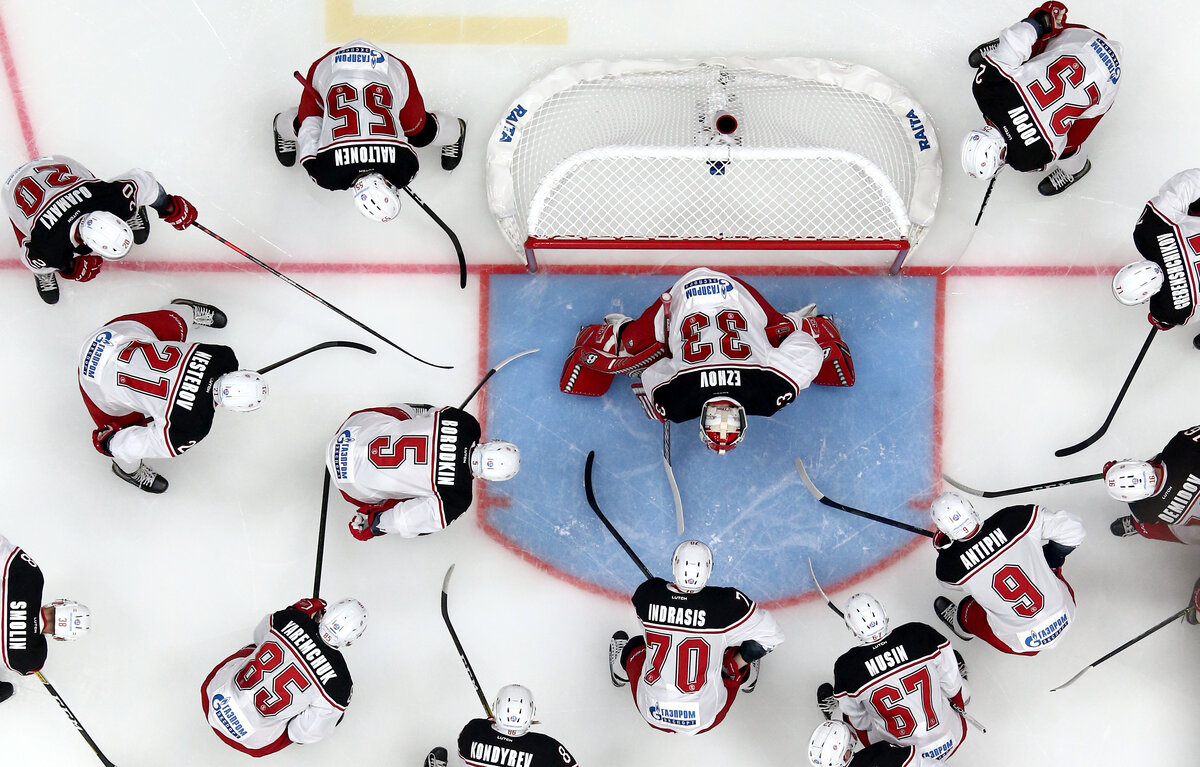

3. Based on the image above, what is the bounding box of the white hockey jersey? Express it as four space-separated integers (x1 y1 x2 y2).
639 268 823 422
934 505 1086 653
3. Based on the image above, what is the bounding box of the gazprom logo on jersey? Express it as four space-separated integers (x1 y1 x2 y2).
335 46 386 68
1023 612 1070 648
683 276 735 300
1090 38 1120 83
211 694 248 738
333 430 355 481
648 702 698 728
921 738 954 760
82 331 113 379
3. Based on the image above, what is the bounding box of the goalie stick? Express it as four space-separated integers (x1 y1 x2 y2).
1051 607 1189 692
663 420 685 535
257 341 376 375
941 470 1103 498
584 451 653 580
441 564 494 718
459 348 540 409
37 671 117 766
795 458 935 538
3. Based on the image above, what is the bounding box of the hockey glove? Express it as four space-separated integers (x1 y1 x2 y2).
1028 1 1067 35
66 255 104 282
160 195 198 230
291 597 327 620
349 509 386 541
92 425 119 456
1042 541 1075 569
1147 312 1176 331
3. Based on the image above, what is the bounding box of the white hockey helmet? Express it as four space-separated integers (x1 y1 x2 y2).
930 492 982 541
46 599 91 642
844 592 889 645
960 126 1007 179
318 598 368 648
492 684 536 737
77 210 133 260
213 370 268 412
671 540 713 593
808 720 858 767
1111 261 1164 306
352 172 400 223
470 441 520 482
699 397 747 455
1104 460 1162 502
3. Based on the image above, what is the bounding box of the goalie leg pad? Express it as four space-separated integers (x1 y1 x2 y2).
801 316 855 387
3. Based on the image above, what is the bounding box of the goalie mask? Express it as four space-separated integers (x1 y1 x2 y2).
699 397 747 454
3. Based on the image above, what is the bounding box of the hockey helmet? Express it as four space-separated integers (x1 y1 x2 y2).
960 126 1006 179
699 397 747 454
1104 460 1162 502
77 211 133 260
930 492 982 541
492 684 536 737
808 720 858 767
352 172 400 223
1112 261 1164 306
46 599 91 641
671 540 713 593
470 441 521 482
213 370 268 412
318 598 368 648
844 593 890 645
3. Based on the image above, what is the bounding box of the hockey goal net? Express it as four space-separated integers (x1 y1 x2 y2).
487 58 941 272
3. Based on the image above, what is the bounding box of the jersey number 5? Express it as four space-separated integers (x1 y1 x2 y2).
235 641 312 717
368 435 429 469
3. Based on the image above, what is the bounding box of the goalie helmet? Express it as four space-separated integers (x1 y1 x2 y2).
46 599 91 641
318 598 368 648
492 684 535 737
213 371 268 412
77 210 133 260
808 720 858 767
671 540 713 593
352 172 400 223
1104 460 1162 502
699 397 747 454
844 592 889 645
960 125 1006 179
930 492 982 541
1111 261 1164 306
470 441 520 482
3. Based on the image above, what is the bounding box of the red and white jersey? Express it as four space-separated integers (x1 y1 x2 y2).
296 39 426 166
985 22 1122 161
935 505 1086 653
639 268 823 422
203 606 352 756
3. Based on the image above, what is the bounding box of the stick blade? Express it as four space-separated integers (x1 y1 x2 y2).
940 473 987 497
494 347 539 369
441 563 456 595
795 458 825 501
1050 666 1090 692
1054 438 1096 458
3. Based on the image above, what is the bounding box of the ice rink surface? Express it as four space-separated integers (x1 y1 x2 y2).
1 1 1198 765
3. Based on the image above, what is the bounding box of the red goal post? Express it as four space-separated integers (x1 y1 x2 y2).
486 57 941 274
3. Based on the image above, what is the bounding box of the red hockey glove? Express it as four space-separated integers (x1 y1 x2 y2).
950 689 966 711
720 648 750 683
349 509 386 541
161 195 198 230
1029 1 1067 34
1147 312 1175 331
291 597 327 620
66 255 103 282
1187 576 1200 626
92 425 120 456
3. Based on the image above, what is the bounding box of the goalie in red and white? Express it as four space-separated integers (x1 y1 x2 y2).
962 2 1122 196
272 39 466 223
560 267 854 454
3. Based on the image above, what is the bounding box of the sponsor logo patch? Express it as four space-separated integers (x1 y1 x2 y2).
498 105 527 143
333 429 355 481
334 46 386 69
211 693 248 738
82 331 113 379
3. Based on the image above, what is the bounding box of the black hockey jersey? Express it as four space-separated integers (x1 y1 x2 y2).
852 742 922 767
971 61 1055 172
267 607 352 707
1134 206 1198 328
1 535 47 675
1130 426 1200 526
651 366 800 422
457 718 578 767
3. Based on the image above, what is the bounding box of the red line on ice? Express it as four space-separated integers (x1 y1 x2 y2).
0 7 38 158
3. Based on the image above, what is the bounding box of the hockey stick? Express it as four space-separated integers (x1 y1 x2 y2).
459 348 540 410
401 187 467 289
954 705 987 734
807 558 845 618
584 451 654 580
941 171 1001 276
1051 607 1188 692
257 341 376 375
663 420 685 535
795 458 935 538
36 671 116 766
192 222 451 370
1055 326 1158 457
312 469 331 599
441 564 494 718
941 471 1103 498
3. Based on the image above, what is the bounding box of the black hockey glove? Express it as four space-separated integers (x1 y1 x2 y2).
1042 541 1075 570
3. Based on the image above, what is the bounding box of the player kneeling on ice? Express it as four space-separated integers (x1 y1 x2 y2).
1105 425 1200 545
326 404 519 540
816 594 970 761
808 719 944 767
928 492 1085 656
78 299 267 494
0 533 90 704
423 684 580 767
1111 170 1200 348
561 267 853 455
272 38 466 223
608 541 784 735
4 154 198 304
202 597 364 758
962 2 1122 196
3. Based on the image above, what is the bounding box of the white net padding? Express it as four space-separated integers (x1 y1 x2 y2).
487 58 942 269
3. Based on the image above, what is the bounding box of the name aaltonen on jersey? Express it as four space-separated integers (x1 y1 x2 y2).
332 146 399 167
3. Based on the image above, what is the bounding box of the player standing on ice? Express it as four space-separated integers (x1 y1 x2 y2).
607 540 784 735
78 299 267 494
202 597 365 757
1111 170 1200 347
0 533 91 704
928 492 1085 656
560 267 854 454
807 720 943 767
3 154 198 304
422 684 580 767
1106 425 1200 544
326 404 519 540
962 2 1122 195
272 39 467 222
816 593 970 761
